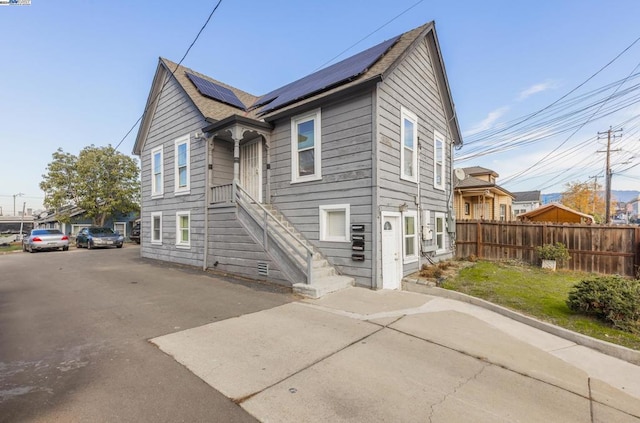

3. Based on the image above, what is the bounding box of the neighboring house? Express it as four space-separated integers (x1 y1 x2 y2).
512 190 542 218
454 166 514 221
133 21 462 297
516 203 595 224
35 206 139 239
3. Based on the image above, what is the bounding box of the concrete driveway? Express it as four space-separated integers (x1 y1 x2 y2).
153 288 640 422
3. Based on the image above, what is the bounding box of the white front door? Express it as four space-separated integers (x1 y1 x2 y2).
240 141 262 202
381 213 401 290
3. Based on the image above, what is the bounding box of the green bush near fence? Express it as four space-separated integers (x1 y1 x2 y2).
567 276 640 334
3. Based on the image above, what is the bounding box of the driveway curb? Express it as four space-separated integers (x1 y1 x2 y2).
403 282 640 366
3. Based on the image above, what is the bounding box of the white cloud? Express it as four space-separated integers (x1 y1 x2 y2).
462 106 510 137
517 81 556 101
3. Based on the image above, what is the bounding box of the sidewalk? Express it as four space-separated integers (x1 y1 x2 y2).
151 287 640 422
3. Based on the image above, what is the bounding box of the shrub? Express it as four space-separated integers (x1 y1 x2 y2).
567 275 640 333
535 242 571 262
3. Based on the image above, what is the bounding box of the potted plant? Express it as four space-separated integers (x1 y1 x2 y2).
535 242 570 271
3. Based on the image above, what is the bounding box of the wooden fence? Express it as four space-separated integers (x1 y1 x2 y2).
455 220 640 278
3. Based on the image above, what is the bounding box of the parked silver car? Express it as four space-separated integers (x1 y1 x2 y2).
22 229 70 253
76 227 124 249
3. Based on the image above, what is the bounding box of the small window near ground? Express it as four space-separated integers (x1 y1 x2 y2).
151 212 162 245
435 212 446 253
403 210 418 263
176 211 190 248
319 204 350 242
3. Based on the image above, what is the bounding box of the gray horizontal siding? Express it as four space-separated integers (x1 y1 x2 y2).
375 37 456 277
139 74 208 267
269 92 375 287
208 208 289 285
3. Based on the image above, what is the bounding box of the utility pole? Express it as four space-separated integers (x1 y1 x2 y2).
13 192 24 216
588 175 599 214
597 128 622 223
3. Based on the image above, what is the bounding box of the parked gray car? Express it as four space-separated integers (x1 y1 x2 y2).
76 227 124 249
22 229 70 253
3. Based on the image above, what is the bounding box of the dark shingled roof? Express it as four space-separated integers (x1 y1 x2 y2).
512 191 541 202
462 166 499 178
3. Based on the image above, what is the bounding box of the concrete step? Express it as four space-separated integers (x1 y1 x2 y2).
293 275 355 299
312 266 336 278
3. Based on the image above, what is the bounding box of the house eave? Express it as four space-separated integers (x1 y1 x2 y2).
203 114 272 134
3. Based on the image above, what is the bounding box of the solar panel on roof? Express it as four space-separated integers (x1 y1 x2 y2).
253 35 400 113
185 72 246 110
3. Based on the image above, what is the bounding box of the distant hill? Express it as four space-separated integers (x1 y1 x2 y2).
542 190 639 204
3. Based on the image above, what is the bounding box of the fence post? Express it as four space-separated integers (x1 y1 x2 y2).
635 226 640 278
476 220 483 258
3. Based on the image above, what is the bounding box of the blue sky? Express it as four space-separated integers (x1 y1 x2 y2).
2 0 640 214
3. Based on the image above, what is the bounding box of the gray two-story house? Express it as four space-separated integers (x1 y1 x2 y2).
133 21 462 297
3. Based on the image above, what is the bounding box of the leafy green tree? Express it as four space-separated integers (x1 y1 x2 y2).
40 145 140 226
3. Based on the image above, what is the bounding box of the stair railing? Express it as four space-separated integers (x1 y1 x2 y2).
235 182 313 285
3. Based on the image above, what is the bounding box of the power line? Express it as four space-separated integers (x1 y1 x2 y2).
113 0 224 151
312 0 425 72
463 33 640 146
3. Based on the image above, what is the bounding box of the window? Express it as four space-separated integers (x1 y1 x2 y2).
319 204 350 242
176 211 190 248
434 132 445 190
151 212 162 245
500 204 507 221
403 210 418 263
464 202 470 216
151 146 163 197
114 222 126 237
400 107 418 182
291 109 321 183
174 135 190 194
435 212 446 252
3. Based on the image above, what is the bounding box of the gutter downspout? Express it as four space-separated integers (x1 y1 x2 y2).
203 135 210 271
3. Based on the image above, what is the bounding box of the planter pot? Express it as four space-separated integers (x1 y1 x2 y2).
541 259 557 271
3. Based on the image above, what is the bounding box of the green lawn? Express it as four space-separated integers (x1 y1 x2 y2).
0 242 22 253
442 260 640 351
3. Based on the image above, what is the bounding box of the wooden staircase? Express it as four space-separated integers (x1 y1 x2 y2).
234 185 354 298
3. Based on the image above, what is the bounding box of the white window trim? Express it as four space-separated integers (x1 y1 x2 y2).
151 212 162 245
433 131 445 191
400 107 418 183
402 210 418 264
174 135 191 195
151 146 164 198
114 221 127 237
175 210 191 249
71 224 89 236
291 109 322 183
319 204 350 242
435 212 447 254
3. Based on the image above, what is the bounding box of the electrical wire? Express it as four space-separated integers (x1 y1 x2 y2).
311 0 426 72
462 34 640 146
113 0 223 151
